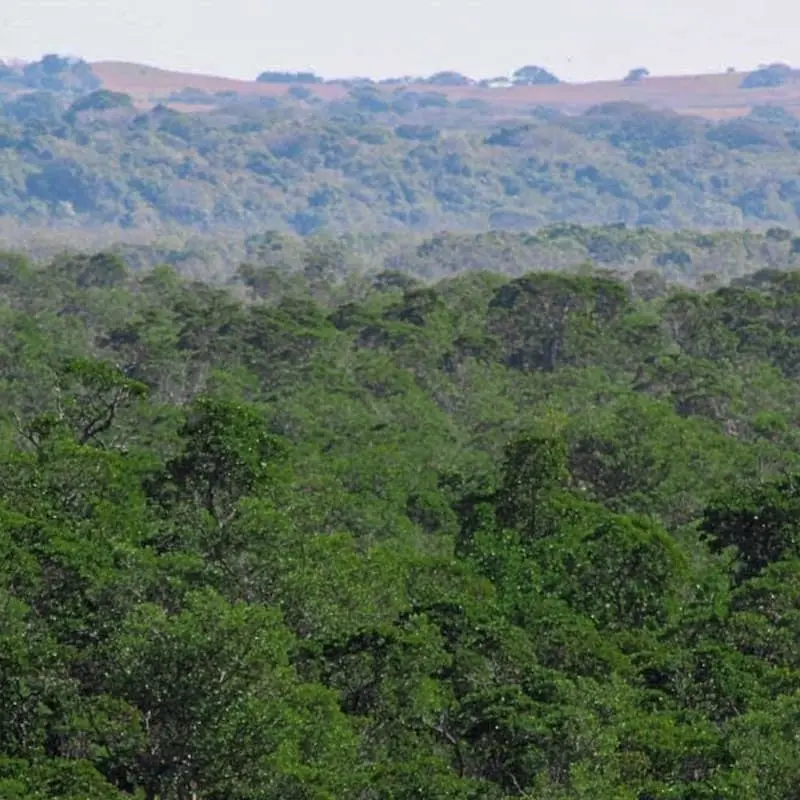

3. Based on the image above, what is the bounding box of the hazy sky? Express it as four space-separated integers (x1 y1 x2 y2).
0 0 797 82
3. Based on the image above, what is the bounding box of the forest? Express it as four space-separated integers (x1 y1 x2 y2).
10 224 800 291
4 239 800 799
3 64 800 235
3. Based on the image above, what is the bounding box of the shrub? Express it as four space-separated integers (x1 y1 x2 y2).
740 63 794 89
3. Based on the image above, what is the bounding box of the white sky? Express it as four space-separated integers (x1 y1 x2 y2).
0 0 796 82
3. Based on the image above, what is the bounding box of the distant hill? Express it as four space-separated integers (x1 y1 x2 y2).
2 56 800 238
89 60 800 120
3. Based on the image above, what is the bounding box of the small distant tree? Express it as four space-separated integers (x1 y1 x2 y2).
35 53 70 75
256 70 322 84
512 65 560 86
68 89 133 115
351 87 390 112
423 71 473 86
740 63 794 89
23 56 68 90
2 90 64 124
624 67 650 83
21 54 100 92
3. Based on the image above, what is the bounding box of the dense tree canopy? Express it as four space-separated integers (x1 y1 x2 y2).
3 58 800 237
3 243 800 797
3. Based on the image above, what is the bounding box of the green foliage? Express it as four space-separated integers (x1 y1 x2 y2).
162 396 286 523
513 65 560 85
68 90 134 115
3 244 800 797
1 90 800 234
15 54 100 93
702 475 800 580
256 70 323 84
740 63 794 89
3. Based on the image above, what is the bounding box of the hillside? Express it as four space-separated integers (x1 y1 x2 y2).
2 56 800 236
90 60 800 120
8 50 800 800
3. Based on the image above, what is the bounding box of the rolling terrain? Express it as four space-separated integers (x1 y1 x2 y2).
6 51 800 800
91 60 800 119
2 55 800 248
